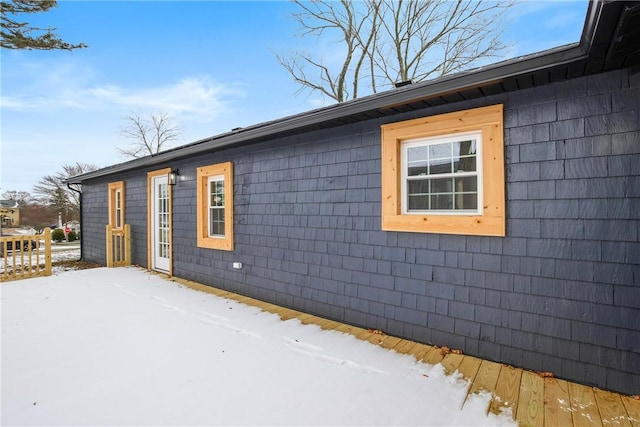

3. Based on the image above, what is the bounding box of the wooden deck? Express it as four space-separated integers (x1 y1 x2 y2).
169 276 640 427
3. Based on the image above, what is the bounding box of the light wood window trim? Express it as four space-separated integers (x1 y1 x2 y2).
108 181 125 229
381 104 505 237
196 162 234 251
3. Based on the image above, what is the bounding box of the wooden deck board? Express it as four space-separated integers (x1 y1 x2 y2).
457 355 482 382
391 339 417 355
312 317 343 331
260 304 290 316
621 396 640 427
466 359 502 398
421 346 446 365
377 335 403 350
296 313 316 324
407 343 434 361
594 388 632 427
333 323 362 336
354 329 374 341
490 365 522 417
164 273 637 427
568 382 604 427
516 370 544 427
230 294 254 305
544 378 574 427
441 353 464 375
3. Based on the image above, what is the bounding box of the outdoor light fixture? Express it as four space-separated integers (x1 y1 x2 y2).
168 169 179 186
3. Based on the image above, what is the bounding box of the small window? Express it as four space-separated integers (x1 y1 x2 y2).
208 176 226 237
108 181 125 229
115 189 122 227
197 162 233 251
381 105 505 236
403 132 482 215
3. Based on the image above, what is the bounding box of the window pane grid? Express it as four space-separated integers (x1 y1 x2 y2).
208 177 225 237
115 190 122 228
403 134 481 214
156 182 170 259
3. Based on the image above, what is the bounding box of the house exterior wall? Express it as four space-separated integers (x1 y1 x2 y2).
81 67 640 394
0 207 20 226
82 172 148 266
82 183 108 263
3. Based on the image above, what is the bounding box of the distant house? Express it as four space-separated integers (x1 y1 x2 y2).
68 1 640 395
0 200 20 228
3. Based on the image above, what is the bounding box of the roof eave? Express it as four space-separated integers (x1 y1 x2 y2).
67 0 612 185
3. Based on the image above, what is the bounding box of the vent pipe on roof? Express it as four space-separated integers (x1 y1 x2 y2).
394 80 413 88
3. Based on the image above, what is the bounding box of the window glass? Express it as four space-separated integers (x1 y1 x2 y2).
115 190 122 228
208 177 225 237
403 133 481 214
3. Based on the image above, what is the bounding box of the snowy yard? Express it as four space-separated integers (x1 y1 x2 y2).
1 267 515 426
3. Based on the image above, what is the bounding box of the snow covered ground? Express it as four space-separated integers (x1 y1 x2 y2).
1 267 515 426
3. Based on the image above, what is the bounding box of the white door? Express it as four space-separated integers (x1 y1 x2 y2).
151 175 170 272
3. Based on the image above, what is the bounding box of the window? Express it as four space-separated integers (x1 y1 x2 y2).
208 176 225 237
197 162 234 250
108 181 125 229
381 104 505 236
115 189 123 227
403 132 481 214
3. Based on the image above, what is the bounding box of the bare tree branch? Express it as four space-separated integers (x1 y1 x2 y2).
277 0 512 102
276 0 377 103
118 112 181 159
1 190 32 207
32 162 97 222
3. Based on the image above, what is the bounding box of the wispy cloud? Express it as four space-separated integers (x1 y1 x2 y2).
85 77 245 121
1 61 245 122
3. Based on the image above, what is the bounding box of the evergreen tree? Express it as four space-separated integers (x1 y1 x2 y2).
1 0 86 50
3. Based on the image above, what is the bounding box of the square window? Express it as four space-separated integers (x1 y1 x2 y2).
381 105 505 236
402 132 481 215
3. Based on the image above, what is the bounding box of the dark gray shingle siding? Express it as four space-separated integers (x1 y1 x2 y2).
80 67 640 395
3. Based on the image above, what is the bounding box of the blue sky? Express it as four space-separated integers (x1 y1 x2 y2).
1 0 588 194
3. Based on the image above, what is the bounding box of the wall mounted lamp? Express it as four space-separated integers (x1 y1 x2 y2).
168 169 179 186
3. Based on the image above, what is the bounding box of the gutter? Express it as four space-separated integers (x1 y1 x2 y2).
66 0 606 185
66 183 83 262
66 45 588 185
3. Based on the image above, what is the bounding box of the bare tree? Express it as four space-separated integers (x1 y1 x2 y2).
1 190 32 207
20 203 55 230
277 0 380 103
118 112 181 159
32 162 97 223
1 0 87 50
278 0 511 103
